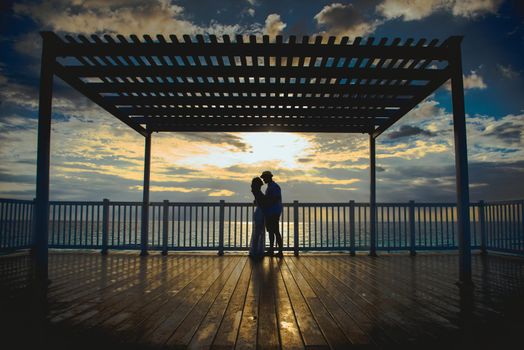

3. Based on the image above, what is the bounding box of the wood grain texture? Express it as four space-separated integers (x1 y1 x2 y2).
1 251 523 349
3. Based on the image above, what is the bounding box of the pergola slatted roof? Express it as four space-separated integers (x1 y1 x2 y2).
44 32 458 136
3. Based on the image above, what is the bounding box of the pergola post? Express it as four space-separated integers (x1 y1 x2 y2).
140 131 152 257
369 134 377 257
450 38 472 286
33 34 55 287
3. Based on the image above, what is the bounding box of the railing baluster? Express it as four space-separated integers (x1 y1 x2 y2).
234 205 237 248
162 200 169 255
337 205 341 248
0 201 4 248
314 205 317 248
80 204 84 247
183 205 187 247
207 205 210 248
50 202 56 245
218 200 225 255
171 205 175 249
504 204 509 250
349 201 355 256
228 204 231 248
409 200 416 256
294 200 299 256
177 205 181 248
478 200 486 254
201 205 205 248
308 206 311 248
111 203 115 246
212 204 216 248
68 204 73 246
520 201 524 252
102 198 109 255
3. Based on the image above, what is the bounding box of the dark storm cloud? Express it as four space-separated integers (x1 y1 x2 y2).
0 169 34 184
376 160 524 202
484 122 522 144
177 132 250 152
297 157 313 163
388 125 436 140
157 166 197 176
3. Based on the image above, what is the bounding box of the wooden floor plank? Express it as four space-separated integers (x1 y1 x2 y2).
166 257 246 347
1 251 524 350
235 257 263 349
273 259 305 350
140 257 239 346
289 257 375 347
211 258 253 349
189 257 251 349
257 258 280 349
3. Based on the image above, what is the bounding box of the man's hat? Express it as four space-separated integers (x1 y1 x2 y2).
260 170 273 178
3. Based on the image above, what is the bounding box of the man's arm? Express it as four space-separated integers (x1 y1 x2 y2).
266 184 282 206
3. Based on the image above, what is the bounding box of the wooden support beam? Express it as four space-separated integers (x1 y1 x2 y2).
34 32 55 289
369 134 377 257
140 131 152 257
105 96 411 109
449 37 472 286
58 65 446 81
47 33 450 60
89 81 425 96
125 107 397 119
53 64 147 137
147 124 373 133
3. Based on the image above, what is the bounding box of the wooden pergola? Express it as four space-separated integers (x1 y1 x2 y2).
34 32 472 287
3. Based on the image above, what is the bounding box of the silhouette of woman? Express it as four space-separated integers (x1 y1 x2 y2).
249 177 266 259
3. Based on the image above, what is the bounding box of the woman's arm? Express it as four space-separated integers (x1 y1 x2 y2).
252 189 269 208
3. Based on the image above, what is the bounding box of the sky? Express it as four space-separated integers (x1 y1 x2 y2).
0 0 523 204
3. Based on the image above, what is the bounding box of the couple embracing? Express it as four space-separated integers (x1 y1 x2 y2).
249 171 284 260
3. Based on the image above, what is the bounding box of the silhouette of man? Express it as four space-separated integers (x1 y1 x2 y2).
260 171 283 257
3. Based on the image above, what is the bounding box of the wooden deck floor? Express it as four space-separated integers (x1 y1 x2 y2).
1 252 523 349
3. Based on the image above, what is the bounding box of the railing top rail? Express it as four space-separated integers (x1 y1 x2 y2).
2 198 523 207
483 199 524 205
49 200 103 205
0 198 34 204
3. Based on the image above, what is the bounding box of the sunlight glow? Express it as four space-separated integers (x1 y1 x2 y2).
239 133 311 167
179 132 312 169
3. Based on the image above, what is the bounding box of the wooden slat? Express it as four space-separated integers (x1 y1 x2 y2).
88 80 426 95
58 64 447 81
3 252 522 349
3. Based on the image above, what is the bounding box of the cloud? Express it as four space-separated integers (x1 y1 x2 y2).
264 14 287 36
403 98 445 121
451 0 503 18
13 0 263 37
13 32 42 58
463 71 488 89
314 3 380 38
377 0 445 21
208 189 235 197
388 125 436 140
497 64 521 79
376 0 503 21
484 122 522 144
444 70 487 91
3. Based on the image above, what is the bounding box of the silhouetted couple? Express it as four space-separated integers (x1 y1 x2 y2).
249 171 283 260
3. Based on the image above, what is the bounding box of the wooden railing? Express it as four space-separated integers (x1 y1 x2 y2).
1 198 523 255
